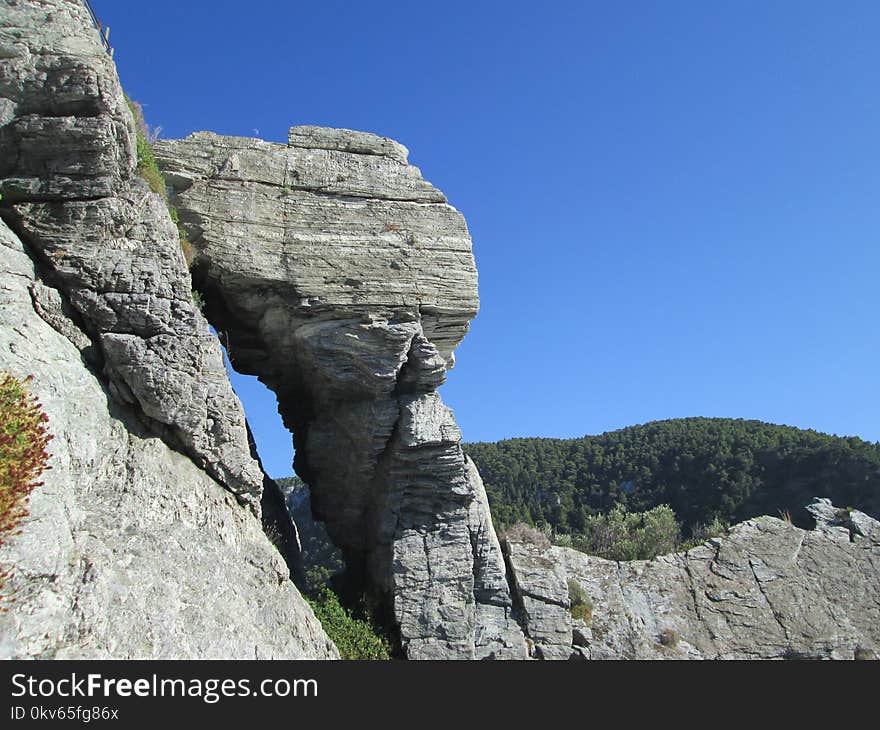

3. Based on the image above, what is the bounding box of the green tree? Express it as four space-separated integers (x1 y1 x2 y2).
465 417 880 537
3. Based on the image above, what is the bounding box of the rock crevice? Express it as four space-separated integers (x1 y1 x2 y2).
0 216 336 659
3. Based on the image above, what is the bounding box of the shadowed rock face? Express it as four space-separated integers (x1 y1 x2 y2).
155 129 527 659
505 499 880 660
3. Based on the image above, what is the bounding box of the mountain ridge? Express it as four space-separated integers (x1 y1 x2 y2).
464 416 880 534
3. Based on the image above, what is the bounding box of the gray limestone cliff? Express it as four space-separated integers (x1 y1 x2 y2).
0 0 335 658
0 0 524 660
153 127 527 659
505 499 880 660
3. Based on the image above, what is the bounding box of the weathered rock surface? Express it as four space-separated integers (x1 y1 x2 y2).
0 0 335 658
505 499 880 660
3 0 877 664
0 219 336 658
155 126 527 659
0 0 263 509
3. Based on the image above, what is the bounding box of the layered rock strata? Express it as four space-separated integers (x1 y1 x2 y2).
0 0 334 658
155 128 527 659
505 499 880 660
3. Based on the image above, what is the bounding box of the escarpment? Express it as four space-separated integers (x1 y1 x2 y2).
0 0 334 658
153 128 528 659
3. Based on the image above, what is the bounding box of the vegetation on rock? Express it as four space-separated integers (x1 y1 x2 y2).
567 578 592 623
658 628 680 648
553 504 683 560
501 522 550 550
277 476 346 593
124 95 165 198
0 372 52 602
306 586 392 660
124 94 195 268
278 477 390 659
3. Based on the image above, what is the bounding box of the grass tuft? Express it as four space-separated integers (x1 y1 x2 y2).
567 578 593 624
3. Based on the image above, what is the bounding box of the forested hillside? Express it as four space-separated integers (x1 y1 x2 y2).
463 418 880 535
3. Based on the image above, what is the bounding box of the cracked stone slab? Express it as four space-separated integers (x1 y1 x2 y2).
505 501 880 660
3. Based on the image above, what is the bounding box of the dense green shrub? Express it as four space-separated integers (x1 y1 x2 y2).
0 372 52 601
306 586 392 660
562 504 681 561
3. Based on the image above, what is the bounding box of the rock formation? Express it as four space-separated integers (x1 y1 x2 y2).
153 127 527 659
3 2 875 663
0 0 263 510
0 0 334 658
0 0 525 660
505 499 880 660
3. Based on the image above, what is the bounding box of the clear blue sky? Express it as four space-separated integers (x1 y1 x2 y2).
92 0 880 477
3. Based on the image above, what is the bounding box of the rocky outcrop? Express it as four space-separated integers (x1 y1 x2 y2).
0 0 524 660
2 1 877 664
505 499 880 660
154 127 527 659
0 218 336 658
0 0 262 509
0 0 335 658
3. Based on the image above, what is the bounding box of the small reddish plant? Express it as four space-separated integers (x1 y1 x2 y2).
0 372 53 604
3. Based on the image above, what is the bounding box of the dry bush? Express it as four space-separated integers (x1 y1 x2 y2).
503 522 550 550
0 372 52 603
179 234 197 269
